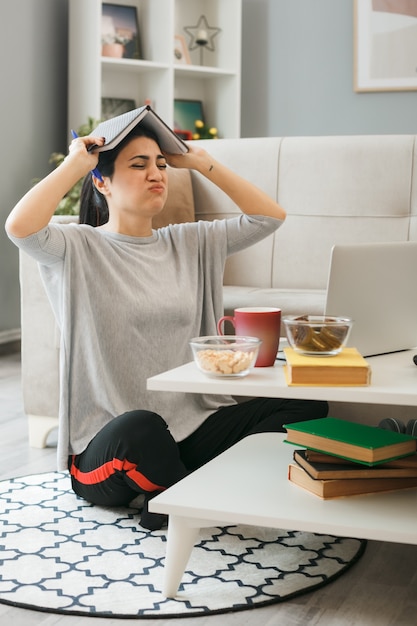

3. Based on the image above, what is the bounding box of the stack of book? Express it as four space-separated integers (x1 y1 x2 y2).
283 347 371 386
284 417 417 498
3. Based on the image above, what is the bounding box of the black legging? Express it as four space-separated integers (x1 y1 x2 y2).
69 397 328 514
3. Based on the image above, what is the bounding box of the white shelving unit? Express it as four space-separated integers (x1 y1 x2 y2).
68 0 241 138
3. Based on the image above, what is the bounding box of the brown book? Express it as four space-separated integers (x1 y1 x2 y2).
283 347 371 386
303 449 417 470
284 417 416 465
288 463 417 499
293 449 417 480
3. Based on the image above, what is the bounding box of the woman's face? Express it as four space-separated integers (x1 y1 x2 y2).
104 135 169 219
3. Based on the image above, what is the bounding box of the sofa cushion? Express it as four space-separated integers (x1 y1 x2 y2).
273 135 417 291
152 167 194 228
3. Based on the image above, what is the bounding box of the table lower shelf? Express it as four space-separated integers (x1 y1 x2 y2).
150 432 417 596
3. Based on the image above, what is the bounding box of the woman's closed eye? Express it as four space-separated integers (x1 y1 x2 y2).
129 155 167 170
131 163 167 170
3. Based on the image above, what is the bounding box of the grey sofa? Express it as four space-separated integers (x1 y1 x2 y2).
19 134 417 447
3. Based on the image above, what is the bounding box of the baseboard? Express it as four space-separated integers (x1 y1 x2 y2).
0 328 21 344
0 329 21 355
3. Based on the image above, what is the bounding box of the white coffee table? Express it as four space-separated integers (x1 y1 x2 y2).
150 432 417 597
147 348 417 406
147 349 417 597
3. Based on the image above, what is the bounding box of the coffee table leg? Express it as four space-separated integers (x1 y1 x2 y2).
162 515 201 598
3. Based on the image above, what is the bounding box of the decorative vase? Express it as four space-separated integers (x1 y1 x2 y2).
102 43 124 58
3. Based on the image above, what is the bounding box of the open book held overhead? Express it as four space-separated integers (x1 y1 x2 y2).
89 105 189 154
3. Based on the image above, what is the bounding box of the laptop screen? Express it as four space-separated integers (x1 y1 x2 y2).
324 242 417 357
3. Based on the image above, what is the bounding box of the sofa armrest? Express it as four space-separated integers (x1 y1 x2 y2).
19 250 60 421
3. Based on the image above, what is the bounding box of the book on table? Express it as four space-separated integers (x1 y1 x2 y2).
300 449 417 470
283 417 417 465
89 105 189 154
283 347 371 386
288 462 417 499
293 449 417 480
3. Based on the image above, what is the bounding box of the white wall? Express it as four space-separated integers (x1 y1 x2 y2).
0 0 68 340
242 0 417 137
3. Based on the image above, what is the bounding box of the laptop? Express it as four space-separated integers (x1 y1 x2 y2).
324 242 417 357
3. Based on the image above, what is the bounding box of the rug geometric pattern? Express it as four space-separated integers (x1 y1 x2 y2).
0 472 367 618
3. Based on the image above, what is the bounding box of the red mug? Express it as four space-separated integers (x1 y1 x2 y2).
217 307 281 367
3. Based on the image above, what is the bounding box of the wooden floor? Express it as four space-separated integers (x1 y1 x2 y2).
1 346 416 626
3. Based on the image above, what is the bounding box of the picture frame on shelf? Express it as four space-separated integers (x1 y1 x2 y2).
174 34 191 65
174 99 204 134
101 3 142 60
354 0 417 92
101 97 136 120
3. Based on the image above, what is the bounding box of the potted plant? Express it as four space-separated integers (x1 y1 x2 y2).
192 119 219 140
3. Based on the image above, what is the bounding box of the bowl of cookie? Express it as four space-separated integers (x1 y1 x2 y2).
283 315 352 356
190 335 261 377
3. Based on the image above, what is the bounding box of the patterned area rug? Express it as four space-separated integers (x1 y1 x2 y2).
0 472 366 618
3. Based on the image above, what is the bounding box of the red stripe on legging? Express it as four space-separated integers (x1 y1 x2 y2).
69 457 164 492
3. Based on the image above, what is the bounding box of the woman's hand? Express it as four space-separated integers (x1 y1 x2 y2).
66 135 105 176
164 144 214 174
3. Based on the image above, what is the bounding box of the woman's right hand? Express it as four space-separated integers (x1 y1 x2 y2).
66 135 105 176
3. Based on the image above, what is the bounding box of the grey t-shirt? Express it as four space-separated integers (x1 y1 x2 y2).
9 214 282 469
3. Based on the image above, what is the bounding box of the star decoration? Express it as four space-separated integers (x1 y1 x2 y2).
184 15 221 52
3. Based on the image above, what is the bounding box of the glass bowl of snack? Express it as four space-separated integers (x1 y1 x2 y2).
190 336 261 377
283 315 352 356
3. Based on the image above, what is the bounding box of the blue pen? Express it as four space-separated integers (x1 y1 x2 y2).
70 129 103 181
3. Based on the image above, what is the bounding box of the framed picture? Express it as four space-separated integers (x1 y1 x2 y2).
101 3 142 60
101 97 136 120
354 0 417 92
174 99 204 133
174 34 191 65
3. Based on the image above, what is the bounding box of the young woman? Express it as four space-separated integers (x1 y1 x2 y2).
6 125 328 530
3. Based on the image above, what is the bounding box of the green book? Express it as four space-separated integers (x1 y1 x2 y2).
283 417 416 466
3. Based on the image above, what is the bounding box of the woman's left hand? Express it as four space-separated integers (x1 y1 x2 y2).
164 144 214 174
